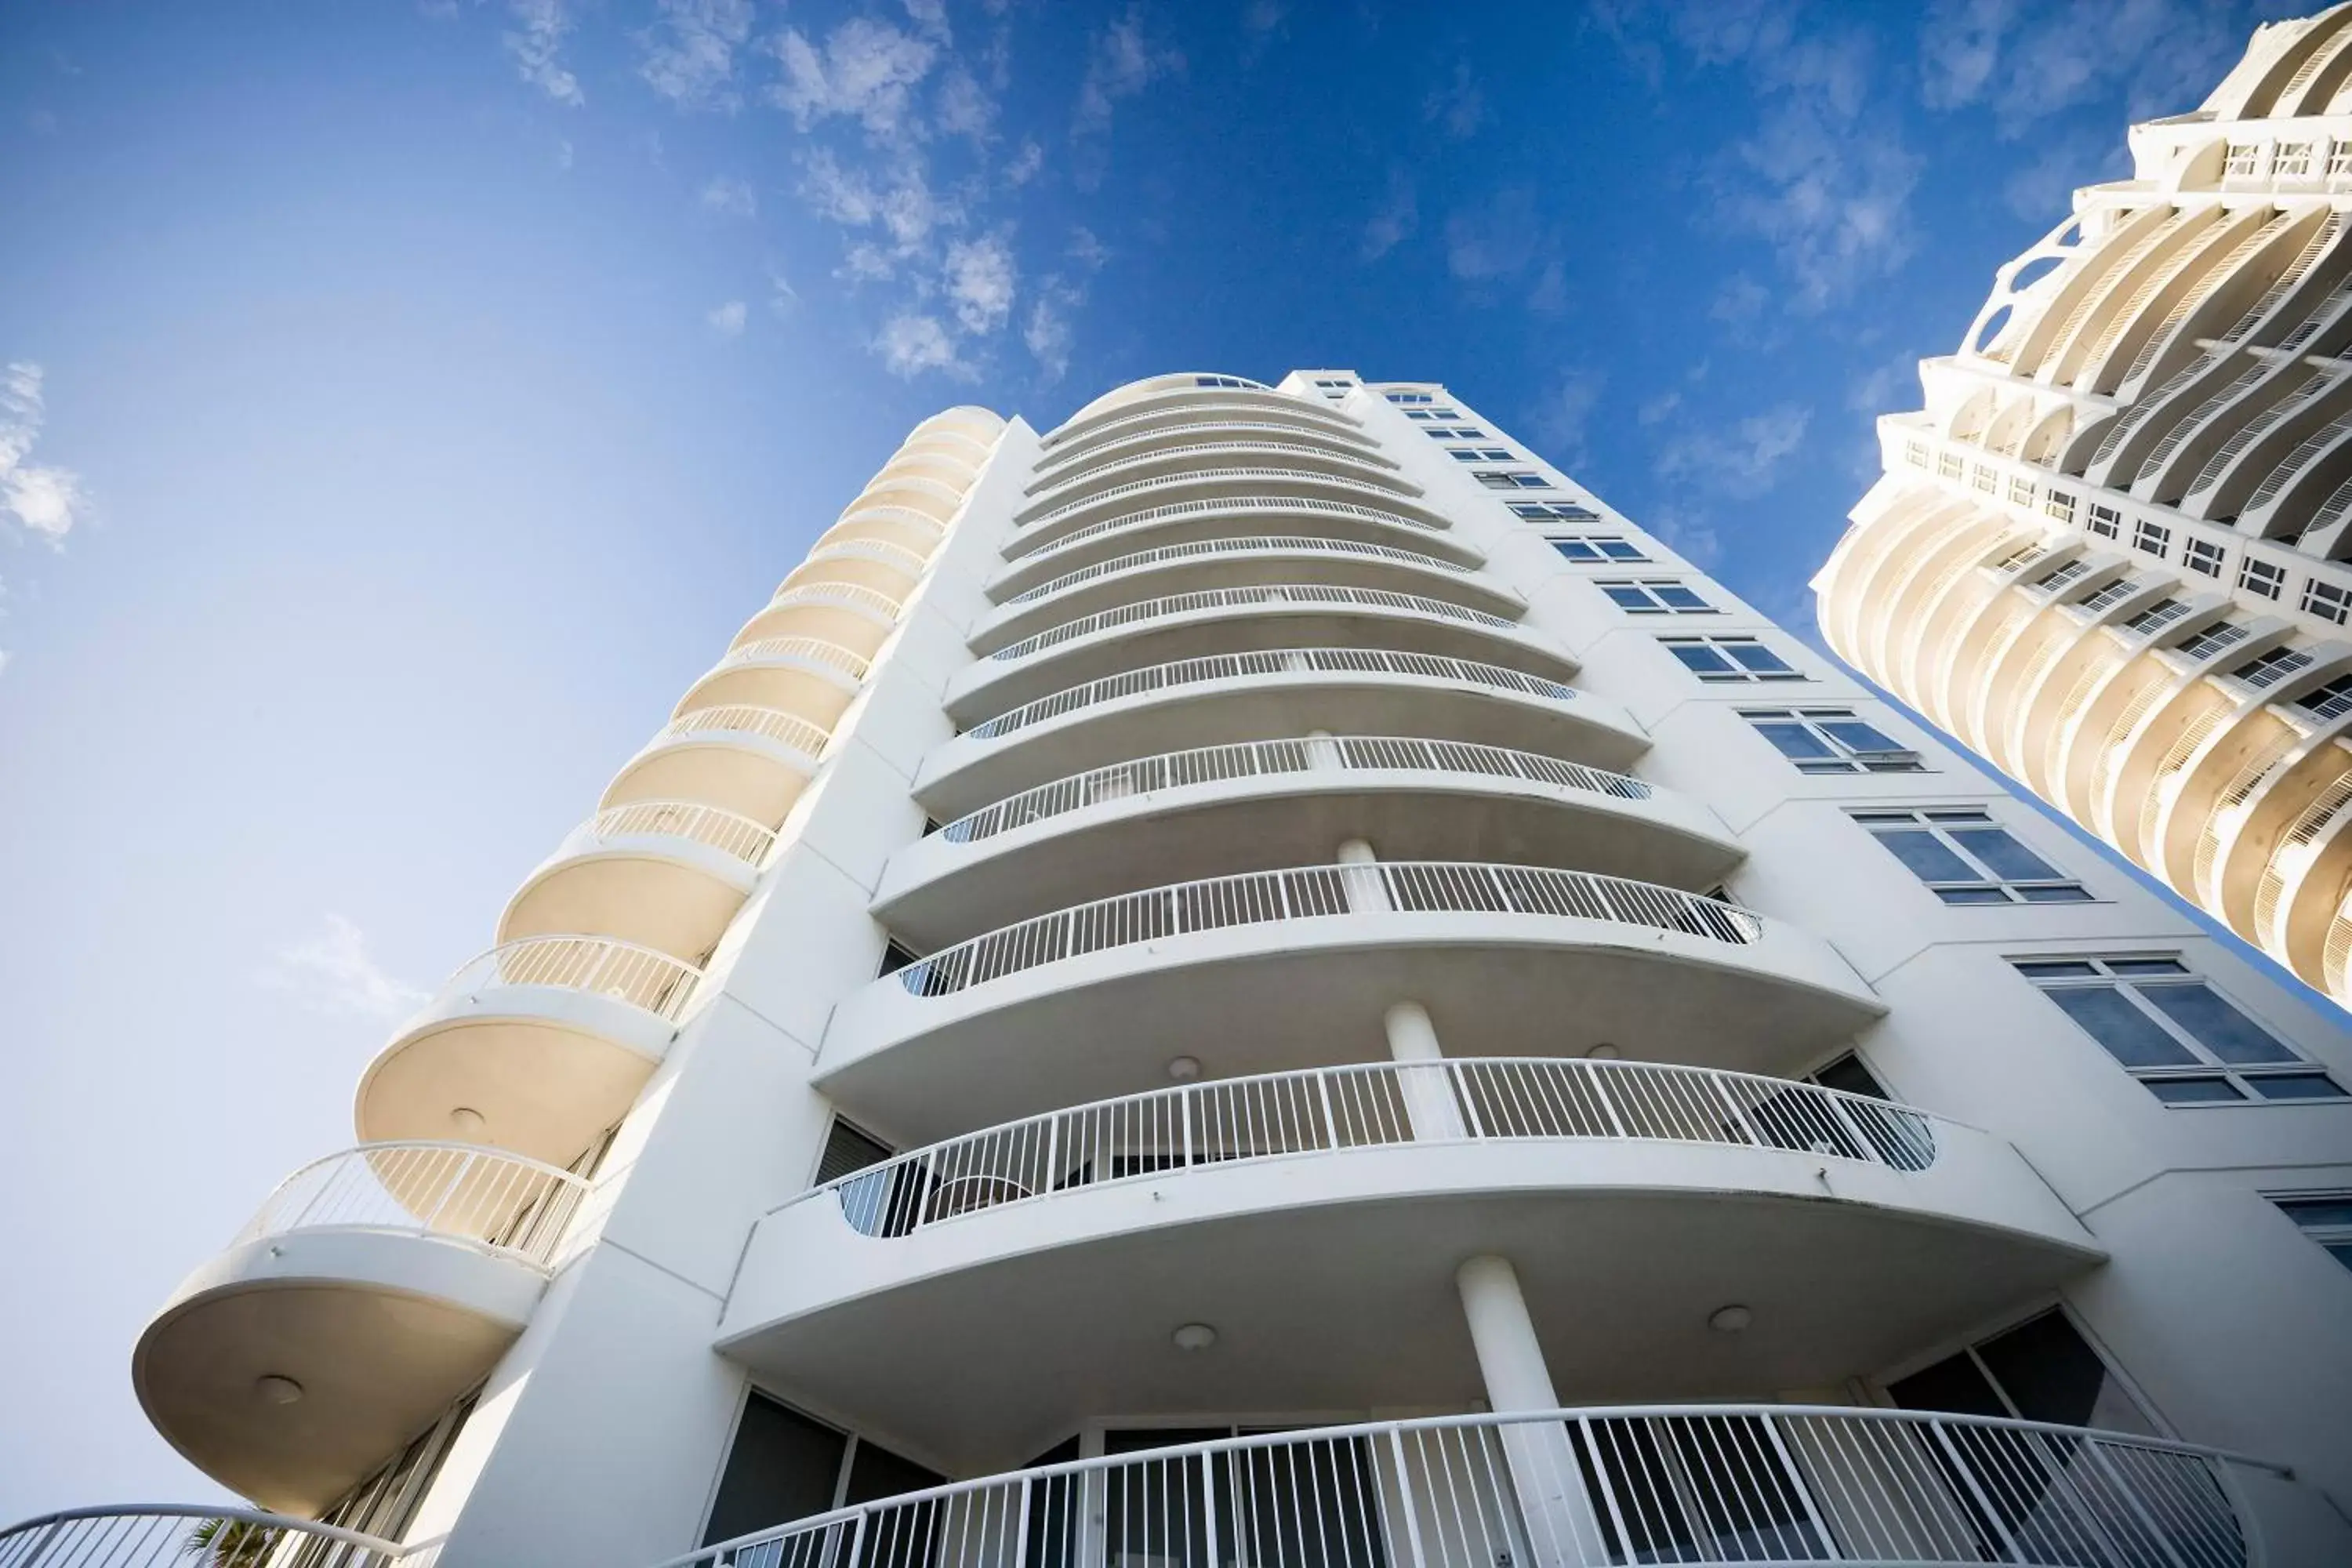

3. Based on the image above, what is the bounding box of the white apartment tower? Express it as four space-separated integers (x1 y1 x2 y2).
1819 3 2352 1009
10 368 2352 1567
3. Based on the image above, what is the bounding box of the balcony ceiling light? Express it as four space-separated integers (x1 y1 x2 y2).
449 1106 487 1135
1172 1323 1218 1352
1708 1305 1754 1334
1166 1056 1202 1082
254 1374 305 1406
1586 1043 1621 1060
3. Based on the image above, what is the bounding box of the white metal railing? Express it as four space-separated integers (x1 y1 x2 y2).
238 1142 590 1269
2293 470 2352 543
2184 368 2339 496
1040 400 1374 463
1029 438 1400 503
828 503 946 540
718 635 873 683
2134 362 2267 481
2222 210 2341 343
763 581 904 622
938 737 1650 845
967 648 1575 741
892 862 1761 998
2326 888 2352 995
659 1405 2276 1568
812 1057 1939 1238
781 538 930 592
563 799 775 869
1022 466 1424 530
1034 419 1383 481
0 1506 406 1568
989 585 1521 665
2117 213 2284 388
1018 494 1450 568
2242 404 2352 513
1007 535 1470 607
655 705 831 761
434 934 704 1021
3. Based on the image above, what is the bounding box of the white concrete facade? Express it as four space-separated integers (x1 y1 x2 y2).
13 372 2352 1567
1818 3 2352 1011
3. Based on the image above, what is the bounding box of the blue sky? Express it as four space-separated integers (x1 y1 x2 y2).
0 0 2307 1521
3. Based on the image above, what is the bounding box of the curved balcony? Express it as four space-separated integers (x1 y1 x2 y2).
499 800 771 971
816 503 946 558
661 1406 2337 1568
1041 396 1373 468
776 537 929 600
874 450 980 494
358 935 699 1163
135 1143 587 1514
1023 439 1407 517
975 536 1521 653
910 403 1004 444
878 736 1741 946
991 493 1476 594
731 582 903 659
946 585 1570 727
1034 417 1381 485
822 862 1880 1136
0 1507 405 1567
602 705 830 824
675 635 869 729
1015 468 1449 555
1052 372 1278 436
846 474 965 524
919 648 1646 820
725 1060 2089 1468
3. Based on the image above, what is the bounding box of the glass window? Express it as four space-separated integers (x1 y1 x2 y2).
2184 538 2227 579
1475 470 1551 489
1891 1309 2155 1435
1853 809 2089 904
1666 641 1740 677
2123 599 2189 637
2272 1195 2352 1271
2176 620 2249 660
2304 578 2352 626
2230 647 2314 690
2241 557 2287 599
1662 636 1801 681
2132 519 2172 558
2015 956 2343 1104
1598 579 1714 614
2291 672 2352 721
704 1396 849 1544
1742 709 1925 774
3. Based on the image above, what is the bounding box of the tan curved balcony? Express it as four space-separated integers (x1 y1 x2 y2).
975 536 1521 653
731 581 903 658
846 473 965 524
135 1143 587 1514
822 862 1881 1136
725 1059 2090 1468
896 426 994 466
1034 416 1381 485
602 705 830 824
815 503 946 559
1016 466 1438 553
500 798 774 961
873 452 980 498
1024 437 1406 516
919 647 1644 820
946 585 1570 727
675 634 869 728
358 934 699 1163
0 1507 406 1567
991 492 1477 593
1041 394 1371 468
776 537 929 600
909 403 1004 445
878 735 1741 946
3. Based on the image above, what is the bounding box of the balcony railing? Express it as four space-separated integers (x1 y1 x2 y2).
717 636 873 683
781 538 931 590
1040 394 1362 455
967 648 1574 741
558 800 776 869
989 585 1520 665
1019 495 1450 567
1006 535 1472 607
654 705 832 762
763 582 905 622
938 736 1650 844
1034 416 1382 477
1029 437 1401 499
814 1056 1937 1237
239 1142 591 1269
434 934 704 1022
893 862 1761 998
1022 466 1425 530
662 1405 2275 1568
0 1506 405 1568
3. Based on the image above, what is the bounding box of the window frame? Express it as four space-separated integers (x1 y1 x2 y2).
2013 954 2343 1105
1740 707 1927 775
1851 808 2092 906
1595 578 1717 615
1473 469 1553 490
2269 1192 2352 1272
1546 533 1649 564
1660 633 1806 683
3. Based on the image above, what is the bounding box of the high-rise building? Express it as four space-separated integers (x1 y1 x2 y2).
12 369 2352 1568
1817 5 2352 1010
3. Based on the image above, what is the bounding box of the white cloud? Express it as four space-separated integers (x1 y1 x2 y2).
1003 137 1044 187
1847 351 1920 415
1075 6 1185 143
1656 403 1813 499
1644 504 1725 568
936 65 997 141
1067 226 1109 271
699 174 757 217
1444 188 1541 283
260 914 428 1025
1921 0 2243 134
946 234 1017 335
1025 281 1080 385
839 242 897 283
1424 60 1486 139
800 147 880 227
875 313 969 379
1362 169 1417 263
768 17 940 140
768 265 801 315
1525 371 1605 470
707 299 748 336
0 362 88 547
637 0 755 111
504 0 584 106
1638 390 1682 426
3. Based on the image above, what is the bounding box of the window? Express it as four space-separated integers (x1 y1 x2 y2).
1421 425 1486 440
1548 534 1647 563
2223 143 2262 179
2007 476 2037 506
1970 464 1998 494
2229 646 2314 689
1662 634 1802 682
815 1119 893 1185
1313 378 1352 390
2087 503 2122 539
704 1395 944 1546
1194 375 1253 389
1403 409 1434 419
1474 469 1551 489
2241 557 2286 599
1599 579 1715 614
1510 501 1599 521
2271 1195 2352 1272
1890 1309 2156 1436
1853 808 2091 905
2123 598 2190 638
1938 451 1965 480
2045 488 2078 524
2332 140 2352 180
1993 541 2050 575
2131 518 2172 558
2176 619 2249 660
1449 447 1515 463
2302 577 2352 626
2276 141 2314 179
2013 955 2345 1104
1904 439 1930 469
2184 537 2227 578
2030 559 2089 595
2290 672 2352 721
2074 576 2140 615
1384 390 1433 405
1743 708 1926 774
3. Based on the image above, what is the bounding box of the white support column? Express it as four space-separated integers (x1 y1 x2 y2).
1337 837 1391 911
1306 728 1345 770
1457 1254 1610 1566
1385 1000 1466 1140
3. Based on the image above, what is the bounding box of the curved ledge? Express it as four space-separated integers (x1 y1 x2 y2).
1014 470 1454 557
823 862 1880 1137
499 799 771 959
732 583 903 652
676 636 869 726
991 494 1478 594
1021 440 1411 518
602 705 828 822
1033 416 1382 484
879 737 1741 946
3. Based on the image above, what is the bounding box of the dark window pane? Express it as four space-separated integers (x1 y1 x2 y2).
1949 827 2063 882
1550 539 1601 561
2136 982 2296 1064
2276 1196 2352 1227
1976 1311 2154 1434
1602 585 1656 609
1817 719 1907 755
2249 1073 2348 1101
1598 539 1646 560
1873 829 1980 884
2328 1242 2352 1271
2016 961 2101 978
2045 987 2198 1067
1937 886 2014 905
844 1438 946 1505
2144 1076 2246 1104
1726 641 1794 673
1809 1053 1890 1101
1753 720 1837 760
815 1120 893 1185
1653 584 1710 609
2016 884 2093 902
1666 643 1737 674
1889 1352 2009 1417
703 1395 847 1544
2104 958 2190 975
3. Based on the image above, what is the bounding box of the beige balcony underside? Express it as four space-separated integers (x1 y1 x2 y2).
499 842 757 962
600 735 816 822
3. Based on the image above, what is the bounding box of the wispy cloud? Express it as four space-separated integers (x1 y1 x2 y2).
504 0 584 107
875 313 969 379
1655 403 1813 499
1362 169 1417 263
1920 0 2242 134
699 174 757 218
707 299 748 336
1424 60 1486 139
0 362 88 547
1526 370 1606 471
946 234 1017 335
1074 5 1184 183
260 914 428 1024
637 0 754 111
768 16 940 140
